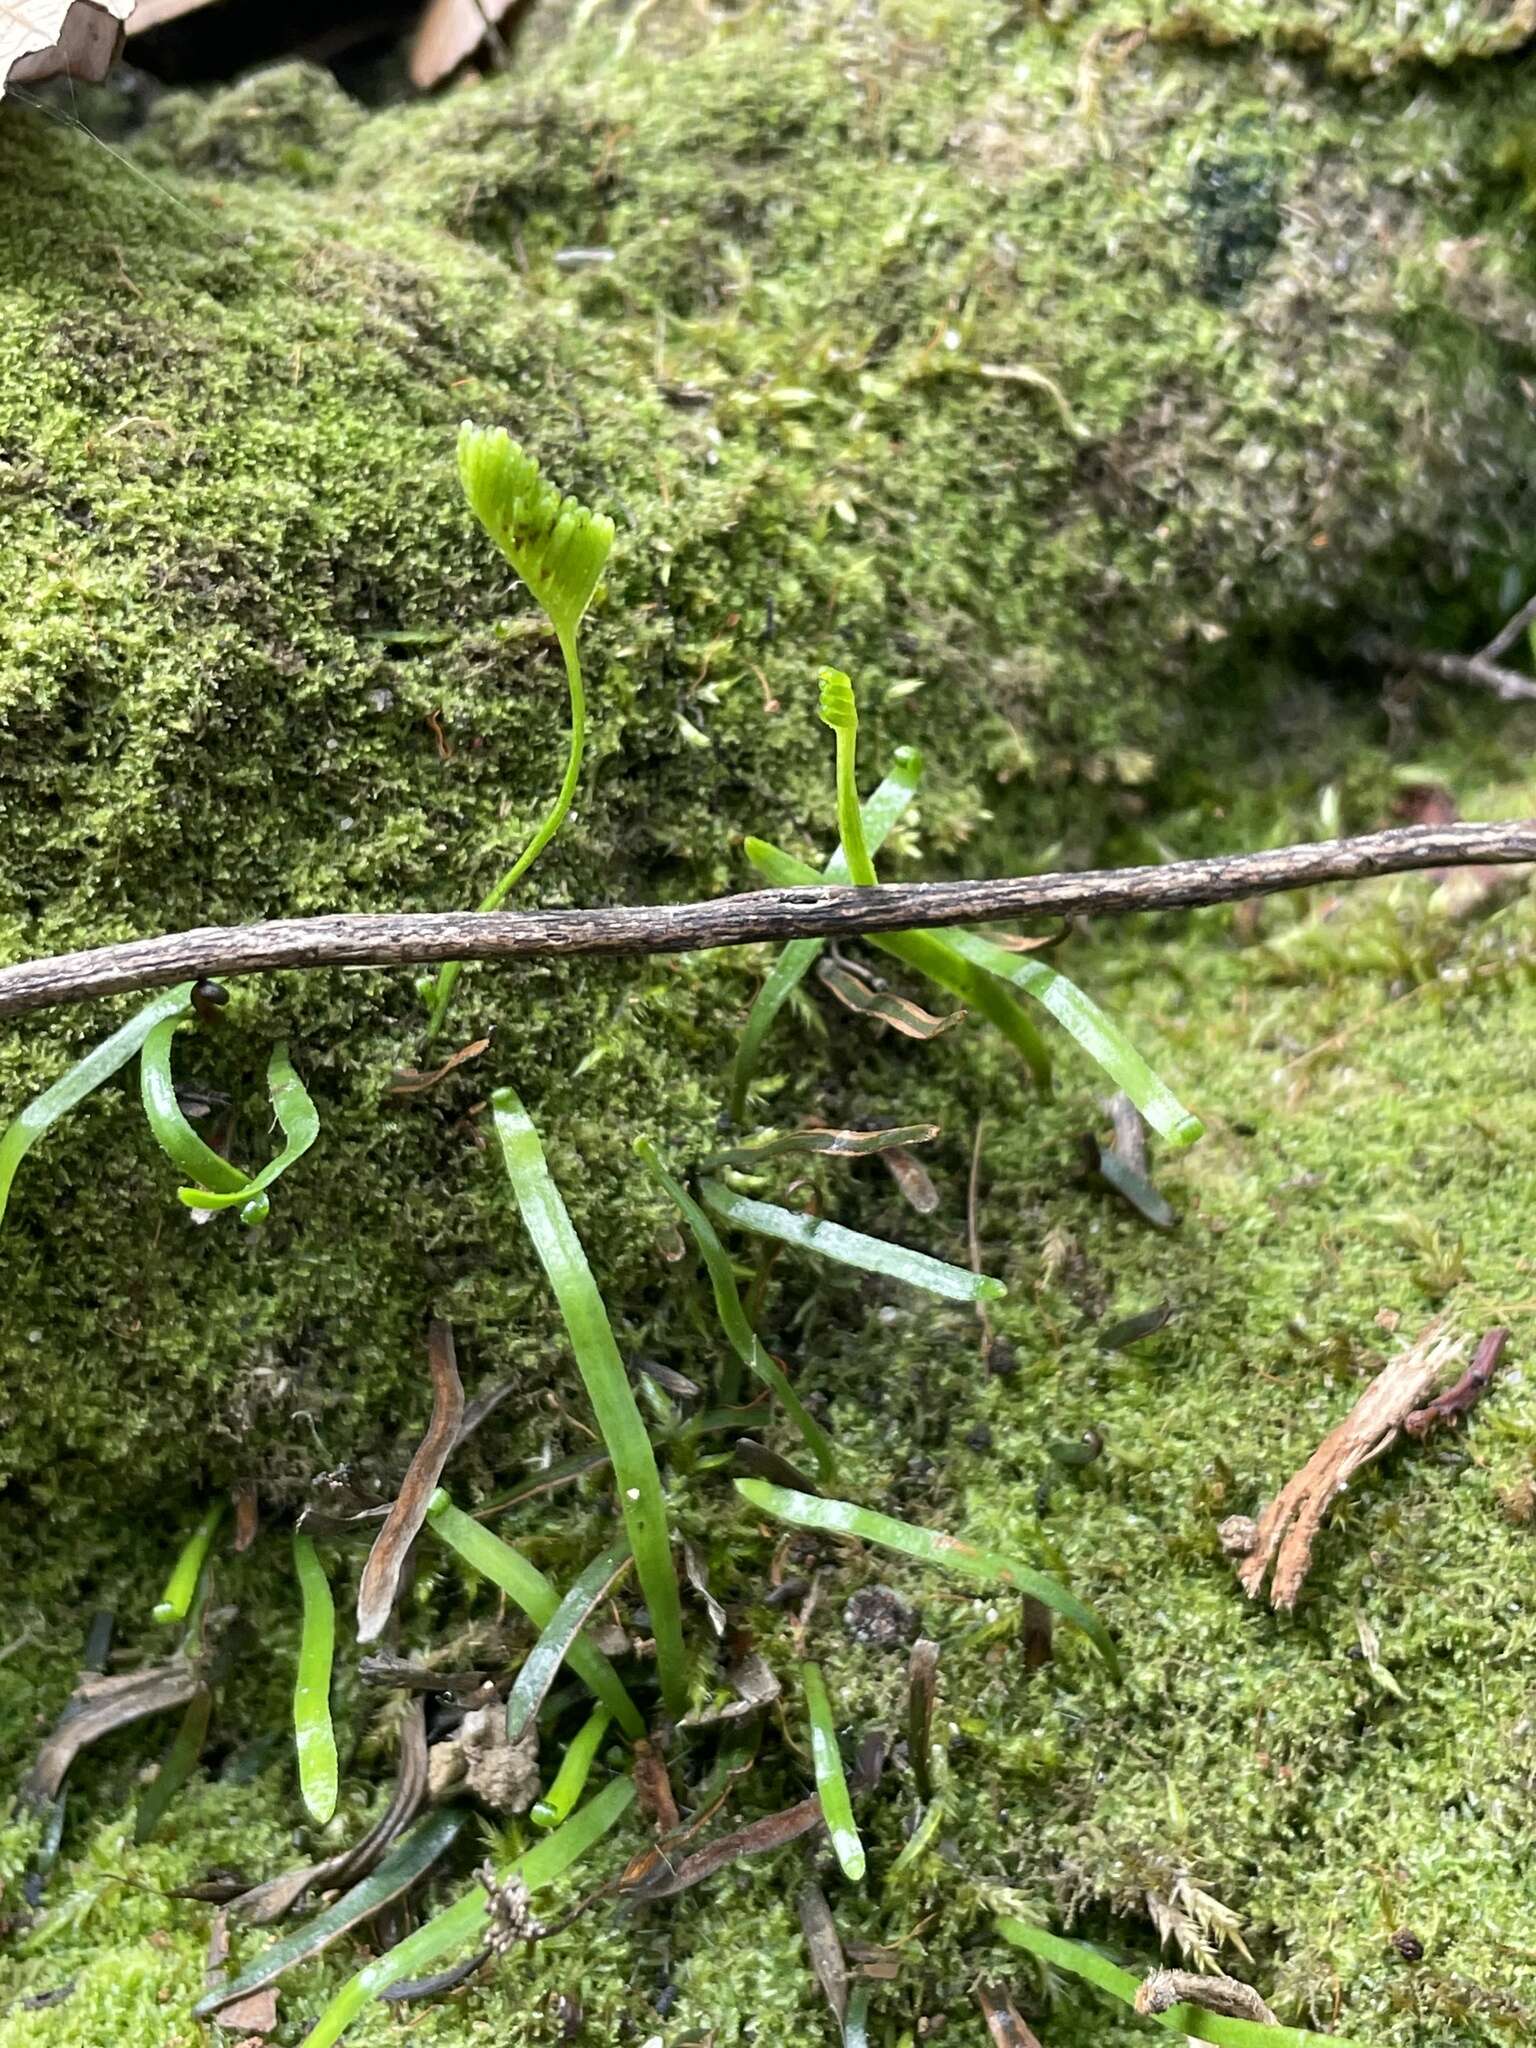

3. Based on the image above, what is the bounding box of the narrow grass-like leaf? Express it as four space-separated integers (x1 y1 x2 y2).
178 1044 319 1215
802 1662 865 1882
734 1479 1117 1675
152 1501 226 1625
701 1178 1004 1306
292 1532 339 1828
531 1703 612 1828
637 1140 836 1480
426 1489 644 1738
506 1541 633 1742
299 1778 635 2048
195 1810 466 2020
492 1086 686 1717
886 1791 945 1879
140 1017 251 1199
707 1124 940 1169
728 745 923 1123
942 929 1202 1147
743 837 1053 1088
423 428 615 1040
993 1920 1366 2047
0 982 194 1228
133 1682 212 1843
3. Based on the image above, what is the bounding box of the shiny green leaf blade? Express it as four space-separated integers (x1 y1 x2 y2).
292 1532 339 1828
192 1810 467 2019
181 1044 320 1212
0 982 196 1228
636 1140 836 1480
993 1920 1367 2047
506 1540 633 1742
802 1663 864 1882
140 1017 251 1198
742 837 1052 1089
700 1178 1003 1306
728 746 923 1123
134 1683 212 1843
943 928 1202 1147
491 1086 686 1717
152 1501 226 1626
734 1479 1117 1675
425 1489 644 1739
298 1778 635 2048
531 1703 611 1829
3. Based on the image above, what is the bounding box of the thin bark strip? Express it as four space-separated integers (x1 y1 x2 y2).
622 1794 825 1899
0 823 1531 1022
1134 1968 1278 2025
977 1982 1045 2047
799 1884 849 2028
1236 1321 1462 1610
357 1321 465 1644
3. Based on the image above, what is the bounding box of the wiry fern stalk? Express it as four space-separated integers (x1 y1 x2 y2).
422 426 615 1039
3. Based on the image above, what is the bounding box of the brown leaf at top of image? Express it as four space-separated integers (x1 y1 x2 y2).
2 0 134 97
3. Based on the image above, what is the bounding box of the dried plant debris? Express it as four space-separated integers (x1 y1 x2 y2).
1406 1325 1509 1435
357 1318 465 1644
976 1982 1045 2047
622 1794 825 1901
1 0 132 98
816 956 965 1039
1134 1967 1278 2025
24 1659 201 1805
799 1885 849 2030
1232 1319 1482 1610
882 1146 941 1214
427 1689 540 1813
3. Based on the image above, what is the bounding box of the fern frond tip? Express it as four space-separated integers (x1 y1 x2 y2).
457 422 614 635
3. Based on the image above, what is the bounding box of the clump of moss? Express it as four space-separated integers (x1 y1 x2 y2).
4 4 1536 2042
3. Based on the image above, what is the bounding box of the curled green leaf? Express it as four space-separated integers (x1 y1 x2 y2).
0 982 195 1229
140 1017 250 1201
802 1662 864 1882
292 1531 339 1828
177 1043 319 1215
700 1177 1004 1305
636 1139 836 1480
734 1478 1118 1676
425 1488 644 1739
492 1086 686 1718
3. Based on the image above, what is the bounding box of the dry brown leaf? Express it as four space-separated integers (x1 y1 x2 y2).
408 0 517 90
2 0 133 97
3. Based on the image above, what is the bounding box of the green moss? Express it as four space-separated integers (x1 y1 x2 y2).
5 5 1536 2042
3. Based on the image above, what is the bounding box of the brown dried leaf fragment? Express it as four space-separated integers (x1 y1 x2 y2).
1405 1326 1509 1436
799 1885 849 2029
2 0 133 98
816 956 964 1039
1134 1968 1277 2025
357 1319 464 1643
622 1794 824 1899
1237 1319 1462 1610
882 1146 940 1213
24 1661 200 1805
386 1037 491 1097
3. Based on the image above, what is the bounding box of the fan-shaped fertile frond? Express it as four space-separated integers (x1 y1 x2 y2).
457 423 614 639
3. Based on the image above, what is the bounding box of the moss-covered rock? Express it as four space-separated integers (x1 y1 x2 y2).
3 4 1536 2043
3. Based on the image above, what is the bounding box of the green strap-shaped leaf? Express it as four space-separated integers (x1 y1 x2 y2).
140 1016 251 1198
298 1778 636 2048
491 1086 686 1718
735 1478 1118 1677
700 1178 1004 1306
426 1489 644 1739
505 1540 633 1742
0 981 195 1228
802 1662 864 1882
993 1919 1369 2047
728 745 923 1124
180 1044 320 1213
152 1501 226 1626
134 1683 213 1844
636 1139 837 1480
292 1532 339 1828
192 1810 467 2019
531 1703 612 1829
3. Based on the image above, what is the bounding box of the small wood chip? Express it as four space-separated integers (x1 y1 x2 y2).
1237 1319 1463 1610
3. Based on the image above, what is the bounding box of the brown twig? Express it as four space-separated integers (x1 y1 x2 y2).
1356 634 1536 704
1134 1969 1278 2025
0 824 1532 1022
1479 592 1536 664
1230 1320 1463 1610
1405 1326 1509 1437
